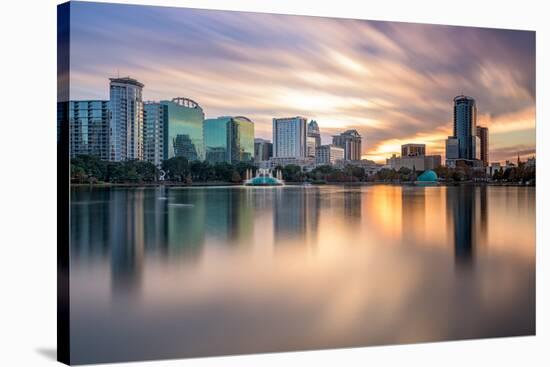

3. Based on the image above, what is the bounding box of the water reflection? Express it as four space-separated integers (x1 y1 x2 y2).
70 185 535 364
445 186 490 267
273 187 320 244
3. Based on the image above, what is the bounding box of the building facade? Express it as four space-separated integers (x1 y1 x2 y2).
109 77 144 161
143 102 168 167
476 126 489 167
227 116 254 164
254 138 273 162
332 129 362 161
204 117 230 163
68 100 110 160
273 116 308 158
307 136 317 158
401 143 426 157
307 120 321 148
387 155 441 171
446 95 479 164
204 116 254 164
316 145 344 165
161 97 204 161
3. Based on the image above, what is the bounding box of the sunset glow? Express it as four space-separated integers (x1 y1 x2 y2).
69 2 535 163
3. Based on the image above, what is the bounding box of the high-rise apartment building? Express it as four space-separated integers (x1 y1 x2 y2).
109 77 144 161
68 100 110 160
143 102 168 167
332 129 362 161
273 117 307 158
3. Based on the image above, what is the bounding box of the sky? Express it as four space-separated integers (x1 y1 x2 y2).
68 2 536 163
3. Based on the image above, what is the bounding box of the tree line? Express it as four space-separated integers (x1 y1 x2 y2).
70 155 256 184
71 154 535 185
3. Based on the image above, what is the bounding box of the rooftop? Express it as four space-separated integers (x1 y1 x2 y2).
109 76 144 88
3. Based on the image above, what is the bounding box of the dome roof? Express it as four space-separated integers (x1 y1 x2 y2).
417 170 438 182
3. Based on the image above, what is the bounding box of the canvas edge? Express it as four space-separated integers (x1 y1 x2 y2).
57 1 71 365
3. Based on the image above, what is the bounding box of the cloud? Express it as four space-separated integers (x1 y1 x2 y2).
68 2 536 163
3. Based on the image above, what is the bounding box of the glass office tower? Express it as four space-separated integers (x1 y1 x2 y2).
68 100 110 160
204 116 255 164
204 117 231 163
109 77 144 161
227 116 254 164
161 97 205 161
453 95 477 160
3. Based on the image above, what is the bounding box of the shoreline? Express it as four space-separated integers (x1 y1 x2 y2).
71 181 535 188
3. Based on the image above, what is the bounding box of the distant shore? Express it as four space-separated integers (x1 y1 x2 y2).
71 181 534 188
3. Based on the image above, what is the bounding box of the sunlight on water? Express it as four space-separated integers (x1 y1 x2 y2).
70 185 535 364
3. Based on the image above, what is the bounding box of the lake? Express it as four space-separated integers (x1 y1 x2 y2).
70 185 535 364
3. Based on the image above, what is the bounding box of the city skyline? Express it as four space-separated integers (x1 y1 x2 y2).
68 2 535 164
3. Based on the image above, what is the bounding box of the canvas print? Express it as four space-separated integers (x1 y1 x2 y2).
57 1 536 365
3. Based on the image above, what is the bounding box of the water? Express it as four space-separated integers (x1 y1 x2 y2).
70 185 535 364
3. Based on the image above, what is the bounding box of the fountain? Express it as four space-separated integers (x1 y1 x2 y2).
244 168 284 186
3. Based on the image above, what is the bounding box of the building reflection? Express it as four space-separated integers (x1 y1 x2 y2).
273 187 320 245
70 187 111 259
109 188 145 297
342 188 362 226
447 186 488 267
401 187 426 246
204 188 254 245
165 189 206 259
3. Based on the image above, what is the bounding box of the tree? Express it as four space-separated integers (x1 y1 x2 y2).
282 164 303 182
230 170 241 183
162 157 189 182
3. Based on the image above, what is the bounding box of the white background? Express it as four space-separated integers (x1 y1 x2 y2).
0 0 547 366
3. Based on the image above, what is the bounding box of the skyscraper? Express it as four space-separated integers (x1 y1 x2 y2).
476 126 489 167
203 116 254 164
307 120 321 148
332 129 362 161
143 102 168 167
68 100 110 160
109 77 144 161
446 95 481 166
161 97 204 161
273 117 307 158
254 138 273 162
454 95 477 159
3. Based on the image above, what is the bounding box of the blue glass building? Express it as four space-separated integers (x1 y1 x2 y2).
453 95 477 160
204 117 231 163
204 116 255 164
161 97 205 161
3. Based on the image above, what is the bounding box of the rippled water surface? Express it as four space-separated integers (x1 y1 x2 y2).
70 185 535 364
